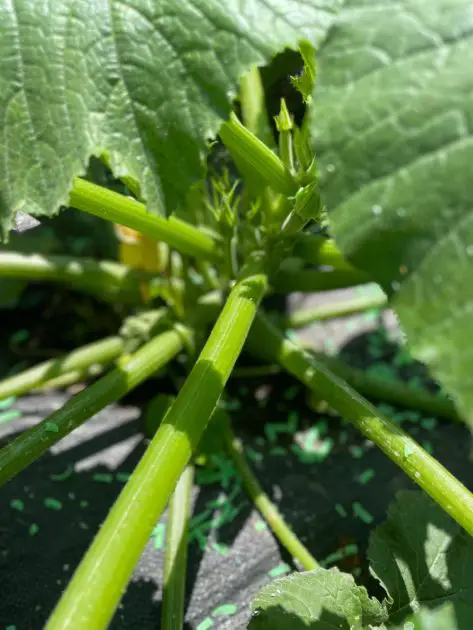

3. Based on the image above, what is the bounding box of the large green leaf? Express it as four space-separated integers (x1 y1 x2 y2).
248 567 388 629
0 0 342 237
312 0 473 422
369 491 473 628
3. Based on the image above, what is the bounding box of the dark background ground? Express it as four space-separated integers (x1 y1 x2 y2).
1 283 473 630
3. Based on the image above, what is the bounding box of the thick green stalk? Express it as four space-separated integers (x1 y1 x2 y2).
225 426 317 570
0 329 185 486
0 252 149 304
162 465 194 630
293 233 358 272
0 336 123 400
311 353 460 423
247 314 473 536
239 65 275 149
220 113 297 196
35 369 91 392
69 178 220 262
46 271 267 630
284 292 387 328
272 269 370 293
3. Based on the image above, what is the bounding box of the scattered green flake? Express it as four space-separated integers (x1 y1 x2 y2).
212 604 237 617
338 430 348 445
190 510 213 529
290 444 324 464
29 523 39 536
213 543 230 557
68 492 76 500
254 437 266 447
408 376 424 389
44 421 59 433
357 469 375 485
287 411 298 432
284 385 300 401
378 403 396 416
221 398 241 411
210 513 229 529
404 410 422 423
344 543 358 556
92 473 114 483
5 625 17 630
352 566 362 577
246 448 263 463
353 502 373 524
322 550 344 566
268 562 291 578
80 500 89 508
0 409 21 424
151 523 165 549
0 396 16 409
264 413 298 443
79 521 89 530
196 618 214 630
285 329 298 342
422 440 434 454
254 519 267 532
190 528 208 551
349 445 364 459
11 329 29 344
367 345 384 359
393 348 414 367
196 469 222 485
363 308 381 324
420 417 437 431
50 465 74 481
335 503 347 518
116 472 131 482
226 501 248 521
344 319 359 332
367 363 398 382
404 441 414 458
44 498 62 511
269 446 286 456
10 499 24 512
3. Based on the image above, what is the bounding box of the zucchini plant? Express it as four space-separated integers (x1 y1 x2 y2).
1 0 473 628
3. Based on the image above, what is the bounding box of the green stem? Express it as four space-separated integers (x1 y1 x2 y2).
220 113 297 196
0 252 150 304
162 465 194 630
310 352 460 423
247 314 473 536
0 329 186 486
239 66 275 149
35 369 92 392
293 233 358 272
45 271 267 630
225 425 318 570
284 292 387 328
69 178 220 262
0 337 124 400
272 269 370 293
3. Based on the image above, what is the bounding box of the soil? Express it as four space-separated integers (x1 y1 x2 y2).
1 287 473 630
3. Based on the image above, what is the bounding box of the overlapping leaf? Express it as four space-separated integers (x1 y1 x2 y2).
249 567 387 629
248 492 473 629
312 0 473 422
0 0 342 237
370 492 473 627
